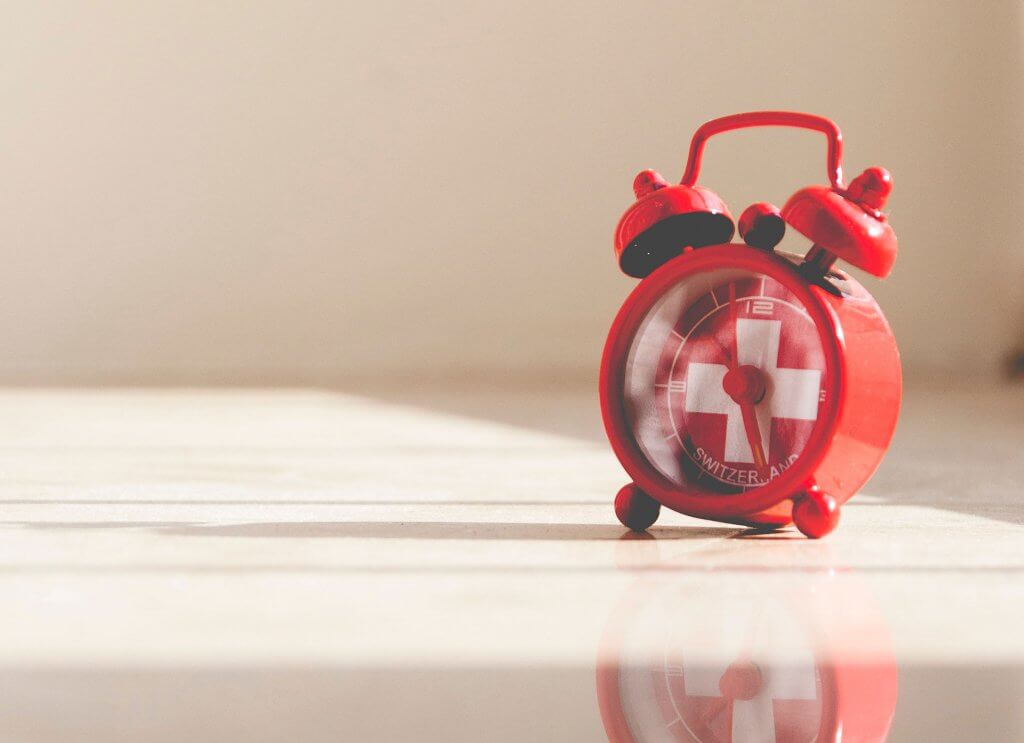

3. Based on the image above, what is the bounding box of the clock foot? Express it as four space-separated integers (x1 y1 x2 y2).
792 486 840 539
614 483 660 532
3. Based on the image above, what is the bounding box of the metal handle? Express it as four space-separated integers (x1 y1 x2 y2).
680 111 845 190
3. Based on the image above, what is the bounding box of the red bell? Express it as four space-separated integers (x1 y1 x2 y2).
613 169 734 278
782 167 897 278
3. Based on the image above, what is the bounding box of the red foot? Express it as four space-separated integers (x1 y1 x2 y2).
614 483 660 532
792 486 840 538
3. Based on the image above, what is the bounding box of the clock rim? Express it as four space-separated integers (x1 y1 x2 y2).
599 243 844 521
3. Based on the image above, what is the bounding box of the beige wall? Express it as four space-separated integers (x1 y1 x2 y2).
1 1 1021 384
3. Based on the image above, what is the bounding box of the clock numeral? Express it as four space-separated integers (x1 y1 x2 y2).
819 389 827 402
748 299 773 316
668 380 687 393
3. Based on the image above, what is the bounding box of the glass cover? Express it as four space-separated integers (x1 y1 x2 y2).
623 268 826 495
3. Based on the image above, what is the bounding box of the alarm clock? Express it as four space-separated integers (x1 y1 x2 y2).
596 560 898 742
600 112 901 538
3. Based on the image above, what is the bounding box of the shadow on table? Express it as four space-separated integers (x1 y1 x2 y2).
334 379 1024 529
3 520 740 541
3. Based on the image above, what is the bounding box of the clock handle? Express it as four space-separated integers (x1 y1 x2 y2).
680 111 845 190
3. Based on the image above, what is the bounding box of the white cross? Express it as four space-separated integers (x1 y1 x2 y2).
684 319 820 464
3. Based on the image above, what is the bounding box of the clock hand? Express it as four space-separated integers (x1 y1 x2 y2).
726 282 769 472
740 402 768 471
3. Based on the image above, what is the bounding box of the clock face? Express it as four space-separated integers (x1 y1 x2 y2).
622 267 828 495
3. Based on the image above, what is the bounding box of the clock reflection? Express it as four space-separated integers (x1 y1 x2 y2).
597 556 897 742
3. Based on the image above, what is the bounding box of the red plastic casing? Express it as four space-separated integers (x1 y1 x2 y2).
599 245 901 527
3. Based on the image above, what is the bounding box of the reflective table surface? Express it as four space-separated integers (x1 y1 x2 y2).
0 383 1021 741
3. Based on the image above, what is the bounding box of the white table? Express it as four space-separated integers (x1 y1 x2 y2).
0 384 1021 741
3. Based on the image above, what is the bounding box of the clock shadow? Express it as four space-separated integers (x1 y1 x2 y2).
333 379 1024 530
3 520 740 542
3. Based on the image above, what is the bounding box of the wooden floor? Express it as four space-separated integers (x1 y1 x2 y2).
0 383 1021 741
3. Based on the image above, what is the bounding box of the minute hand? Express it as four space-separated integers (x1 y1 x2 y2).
728 283 768 471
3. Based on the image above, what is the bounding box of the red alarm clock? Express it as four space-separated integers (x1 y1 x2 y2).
600 112 901 538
